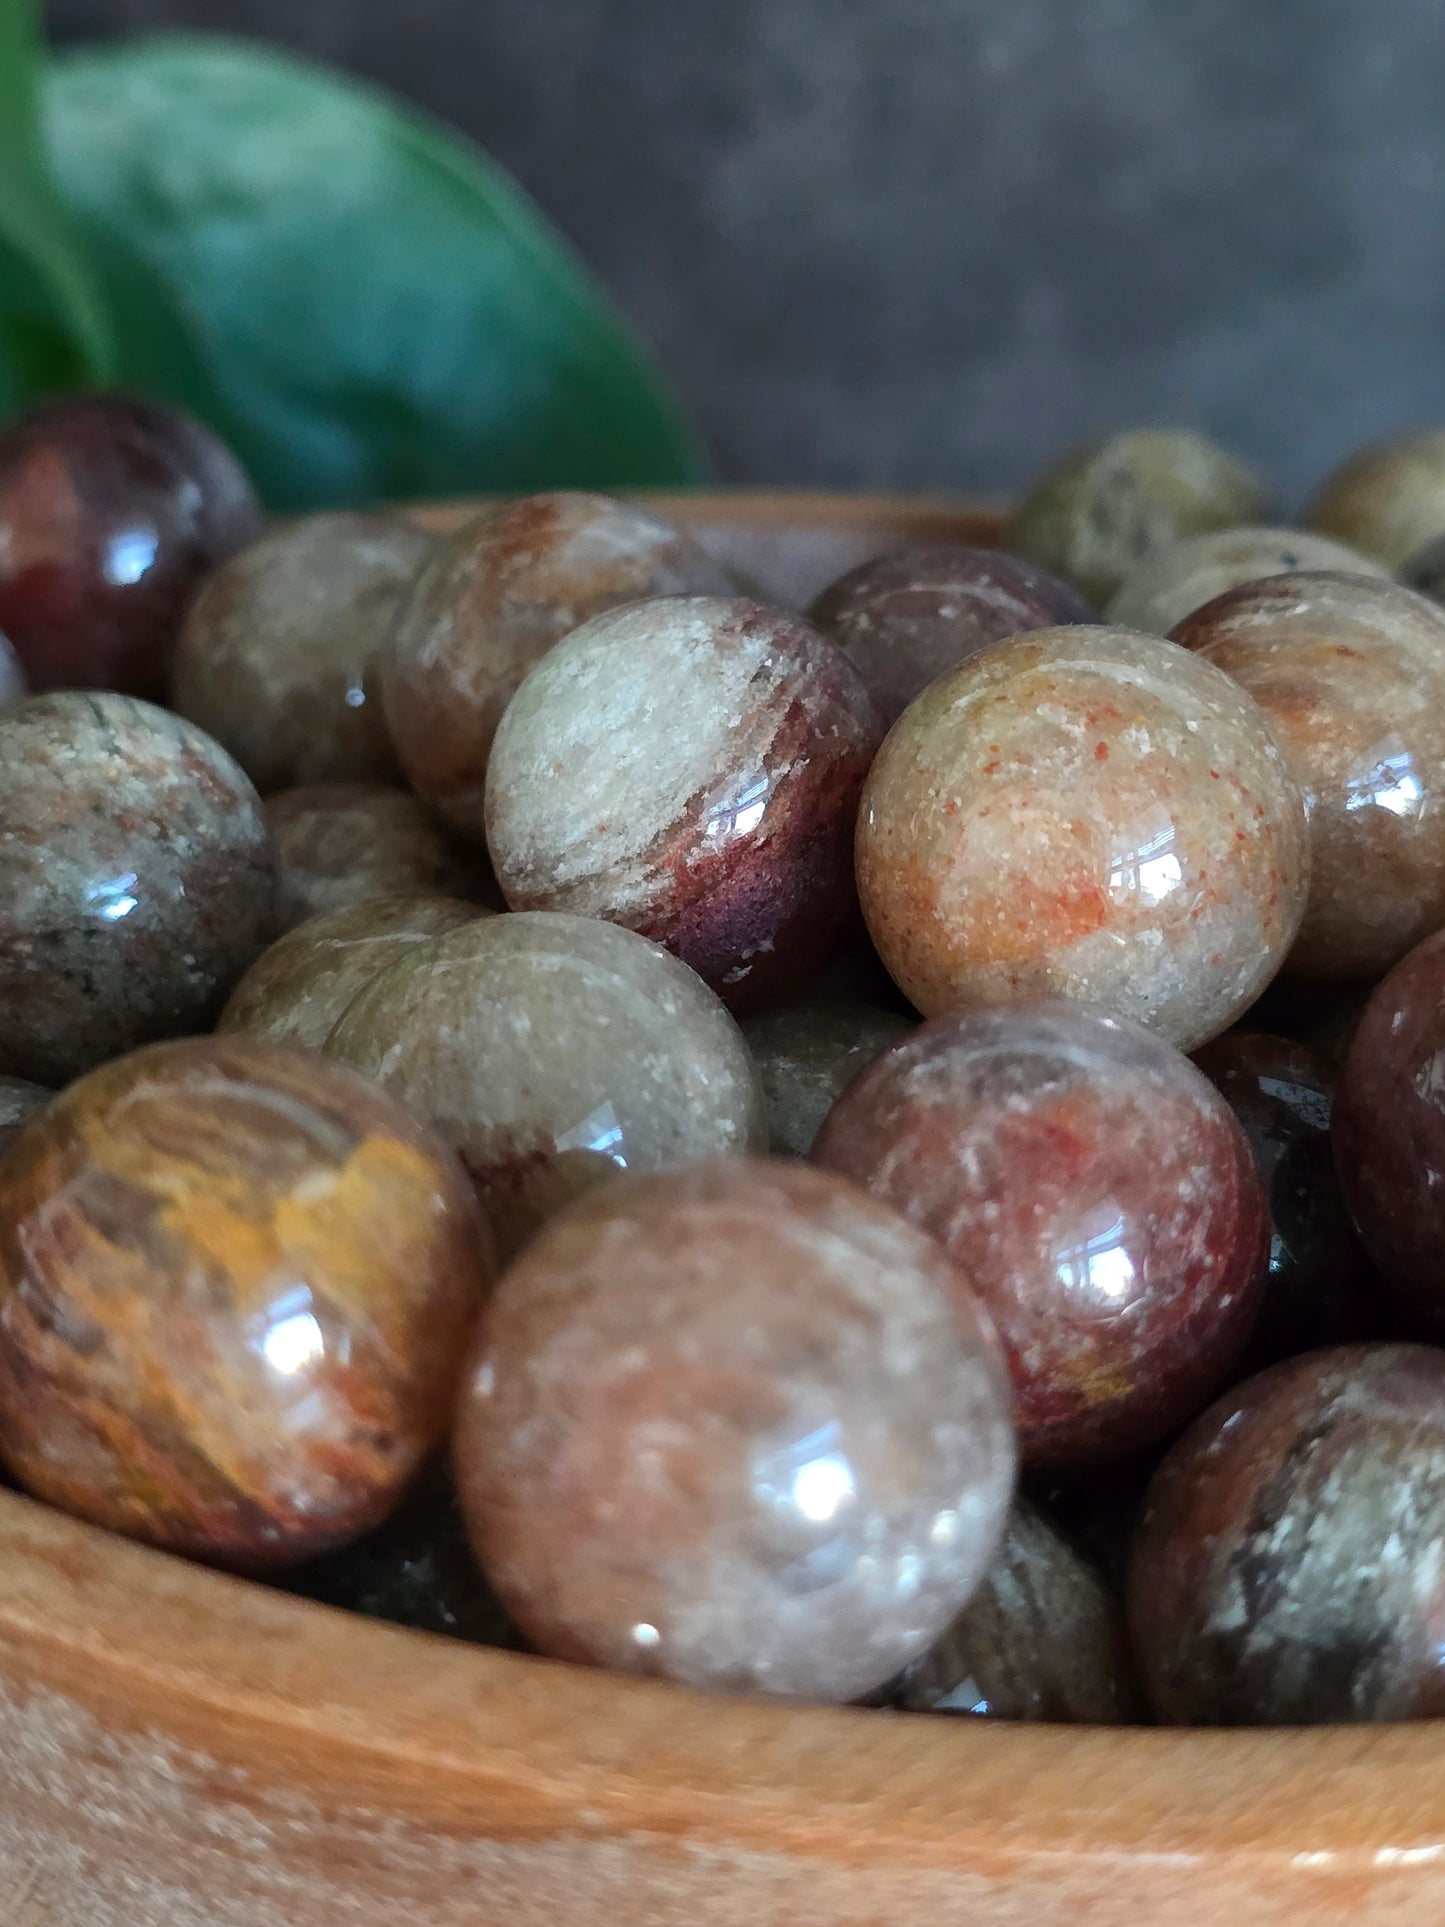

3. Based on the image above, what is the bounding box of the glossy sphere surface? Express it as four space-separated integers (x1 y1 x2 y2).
454 1157 1017 1702
1306 429 1445 567
1333 931 1445 1323
814 1001 1267 1468
326 912 767 1258
1105 525 1388 636
486 595 881 1010
1194 1032 1377 1364
218 896 484 1053
1175 570 1445 982
382 492 736 840
291 1463 522 1649
856 625 1309 1049
1128 1344 1445 1724
0 693 275 1084
173 513 434 793
0 1037 492 1568
0 1077 48 1158
741 1001 916 1156
0 393 262 693
808 544 1091 725
1008 429 1273 606
267 782 490 931
892 1497 1138 1722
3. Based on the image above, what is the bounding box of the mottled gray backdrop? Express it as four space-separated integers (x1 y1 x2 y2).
48 0 1445 500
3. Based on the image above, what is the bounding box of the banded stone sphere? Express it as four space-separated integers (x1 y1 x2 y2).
808 544 1090 725
381 492 737 840
1332 931 1445 1325
0 1036 493 1569
326 912 767 1257
1306 429 1445 567
1174 571 1445 983
218 896 485 1053
486 595 881 1010
1128 1345 1445 1724
454 1157 1017 1702
0 693 275 1084
266 782 491 932
1105 526 1387 636
892 1497 1139 1722
814 1000 1267 1468
172 512 434 792
1008 429 1273 606
855 625 1309 1049
741 1000 916 1156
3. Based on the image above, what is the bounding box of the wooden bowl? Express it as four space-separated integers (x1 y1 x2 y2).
2 492 1442 1925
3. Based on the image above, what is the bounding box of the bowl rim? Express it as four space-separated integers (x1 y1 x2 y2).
405 485 1009 537
6 1479 1445 1879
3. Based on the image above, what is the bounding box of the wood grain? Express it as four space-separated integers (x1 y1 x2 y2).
2 493 1440 1924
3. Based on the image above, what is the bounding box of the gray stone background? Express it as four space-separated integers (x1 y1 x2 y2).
48 0 1445 501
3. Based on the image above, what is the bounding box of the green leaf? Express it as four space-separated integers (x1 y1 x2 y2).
41 34 709 509
0 0 116 402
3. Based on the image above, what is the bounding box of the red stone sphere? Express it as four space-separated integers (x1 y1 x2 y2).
0 392 262 694
809 543 1092 725
484 595 882 1010
1333 929 1445 1325
813 999 1268 1469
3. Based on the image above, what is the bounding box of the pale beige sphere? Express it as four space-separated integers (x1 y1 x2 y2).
1106 526 1388 635
1306 430 1445 567
326 912 767 1257
1008 429 1274 606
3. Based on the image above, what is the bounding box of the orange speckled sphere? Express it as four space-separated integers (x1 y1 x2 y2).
855 625 1310 1050
0 1036 493 1568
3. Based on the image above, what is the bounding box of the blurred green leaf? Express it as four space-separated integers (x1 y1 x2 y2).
40 34 709 508
0 0 116 403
